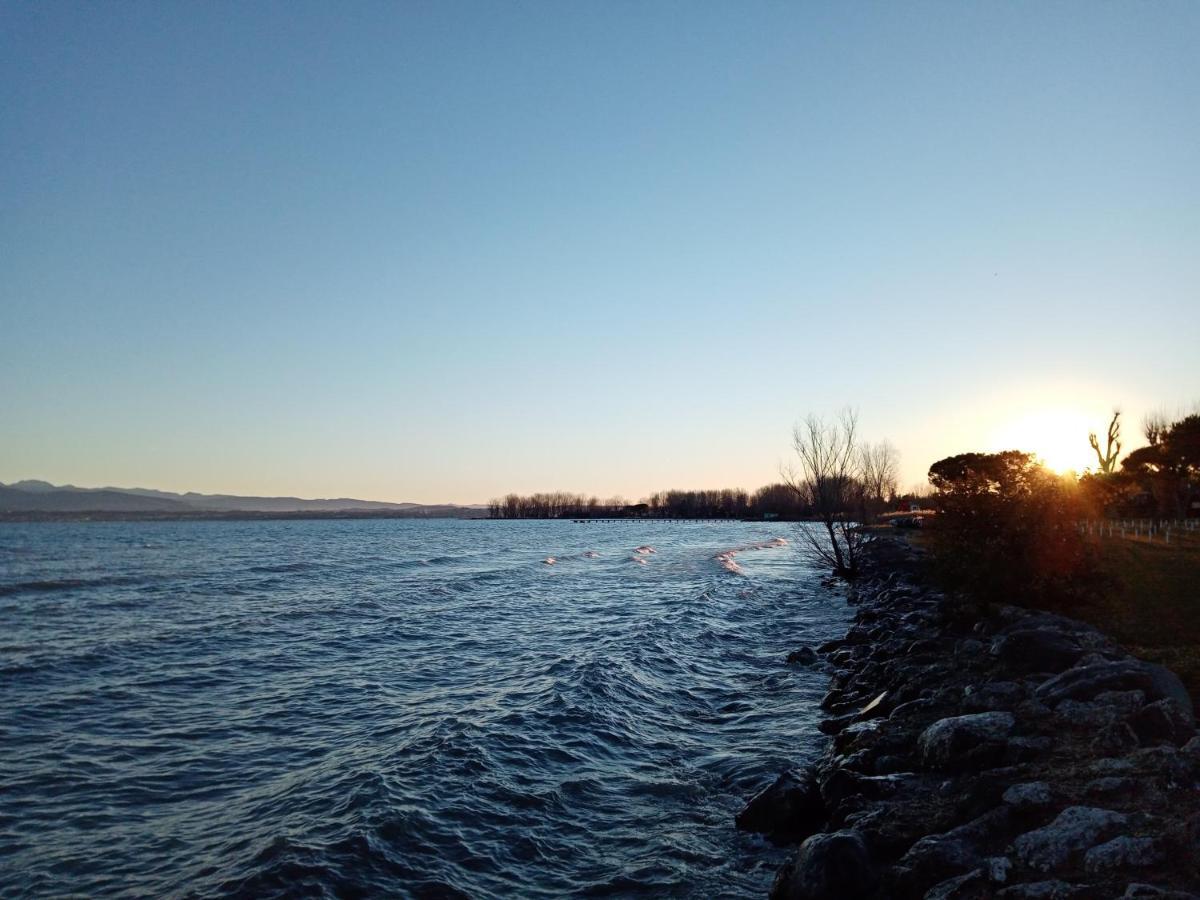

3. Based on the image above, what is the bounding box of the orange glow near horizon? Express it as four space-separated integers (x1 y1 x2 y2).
987 407 1099 475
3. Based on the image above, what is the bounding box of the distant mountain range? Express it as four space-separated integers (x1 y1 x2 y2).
0 480 484 518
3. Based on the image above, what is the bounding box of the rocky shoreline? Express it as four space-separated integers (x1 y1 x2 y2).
738 538 1200 899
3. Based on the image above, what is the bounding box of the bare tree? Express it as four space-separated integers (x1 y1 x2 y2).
860 439 900 509
1143 410 1169 448
1088 410 1122 474
783 409 871 579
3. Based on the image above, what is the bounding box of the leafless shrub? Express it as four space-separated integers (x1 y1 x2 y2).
783 409 886 579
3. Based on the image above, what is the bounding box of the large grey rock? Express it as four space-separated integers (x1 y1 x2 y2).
1084 835 1163 873
787 646 820 666
736 768 825 844
1129 746 1195 785
1095 690 1148 715
1035 661 1195 727
1002 781 1053 810
926 868 992 899
1122 886 1200 899
818 769 904 808
963 681 1024 713
1012 806 1128 871
897 832 978 889
919 712 1015 770
1134 699 1195 746
1084 776 1135 797
770 830 879 900
997 882 1083 899
984 856 1013 884
1055 698 1131 730
992 627 1086 675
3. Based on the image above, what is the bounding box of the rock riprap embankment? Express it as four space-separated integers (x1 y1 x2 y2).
740 540 1200 899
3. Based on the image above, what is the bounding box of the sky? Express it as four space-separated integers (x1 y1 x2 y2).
2 2 1197 504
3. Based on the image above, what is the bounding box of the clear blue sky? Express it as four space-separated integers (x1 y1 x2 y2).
3 2 1197 503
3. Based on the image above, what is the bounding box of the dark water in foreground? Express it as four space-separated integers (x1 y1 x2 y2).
0 520 848 898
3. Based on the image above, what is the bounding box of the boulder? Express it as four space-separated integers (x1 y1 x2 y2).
984 856 1013 884
991 628 1086 676
832 719 883 755
788 646 820 666
996 882 1083 899
963 681 1024 713
1001 782 1053 810
736 769 825 844
1095 690 1148 715
1133 699 1195 746
897 833 978 890
770 830 880 900
1055 698 1131 730
1129 746 1194 785
817 713 856 736
1090 756 1135 776
918 712 1015 770
1012 806 1128 871
1122 886 1200 899
1004 735 1054 765
1084 776 1135 798
957 638 985 658
1084 835 1164 873
872 754 912 775
1091 723 1141 755
1035 662 1195 727
925 869 992 900
819 770 906 808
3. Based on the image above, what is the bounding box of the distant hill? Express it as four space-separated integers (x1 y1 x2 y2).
0 481 482 517
0 484 192 513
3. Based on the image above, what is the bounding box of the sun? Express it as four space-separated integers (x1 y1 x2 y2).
989 408 1097 475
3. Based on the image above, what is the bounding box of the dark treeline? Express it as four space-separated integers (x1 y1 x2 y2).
487 484 812 520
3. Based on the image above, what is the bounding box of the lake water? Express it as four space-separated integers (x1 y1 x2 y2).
0 519 848 898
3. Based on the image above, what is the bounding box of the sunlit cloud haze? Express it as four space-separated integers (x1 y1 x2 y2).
2 4 1197 503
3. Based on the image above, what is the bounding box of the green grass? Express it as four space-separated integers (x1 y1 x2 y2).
1075 529 1200 705
895 525 1200 706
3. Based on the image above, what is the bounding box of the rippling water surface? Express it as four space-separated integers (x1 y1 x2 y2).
0 519 849 898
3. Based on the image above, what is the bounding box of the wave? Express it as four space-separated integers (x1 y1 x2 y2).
247 561 317 574
0 574 143 597
542 550 601 566
713 537 788 574
630 545 656 565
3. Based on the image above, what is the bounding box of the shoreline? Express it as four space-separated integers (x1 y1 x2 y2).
739 538 1200 898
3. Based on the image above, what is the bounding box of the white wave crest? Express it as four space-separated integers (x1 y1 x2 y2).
713 537 788 574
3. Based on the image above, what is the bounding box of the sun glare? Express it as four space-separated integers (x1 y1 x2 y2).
989 408 1097 475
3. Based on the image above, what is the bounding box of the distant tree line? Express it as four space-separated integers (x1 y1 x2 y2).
488 493 630 520
487 484 820 520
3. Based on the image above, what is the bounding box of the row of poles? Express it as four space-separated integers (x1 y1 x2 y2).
1078 518 1199 543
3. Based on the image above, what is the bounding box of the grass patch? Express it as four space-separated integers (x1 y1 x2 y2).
892 525 1200 709
1072 530 1200 707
